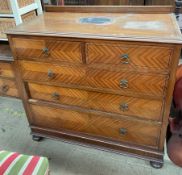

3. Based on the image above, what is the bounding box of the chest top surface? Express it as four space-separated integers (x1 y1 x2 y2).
6 12 182 44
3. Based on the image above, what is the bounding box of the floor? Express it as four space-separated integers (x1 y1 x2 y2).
0 97 182 175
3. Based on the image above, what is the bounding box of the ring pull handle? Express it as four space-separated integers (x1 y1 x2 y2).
120 103 129 112
119 128 127 135
120 54 129 64
120 80 128 89
42 47 49 57
1 85 9 93
51 92 60 100
47 69 55 79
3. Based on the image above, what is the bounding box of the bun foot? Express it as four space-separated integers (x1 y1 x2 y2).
32 135 44 142
150 161 163 169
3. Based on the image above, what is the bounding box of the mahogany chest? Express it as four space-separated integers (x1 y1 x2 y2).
6 6 182 168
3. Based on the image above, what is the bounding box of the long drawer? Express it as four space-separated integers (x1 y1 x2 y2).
0 62 15 78
20 61 167 97
0 79 19 97
86 43 173 70
28 82 163 121
12 38 82 64
30 104 160 148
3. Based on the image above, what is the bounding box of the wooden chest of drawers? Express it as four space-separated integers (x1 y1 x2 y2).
6 6 182 168
0 43 19 98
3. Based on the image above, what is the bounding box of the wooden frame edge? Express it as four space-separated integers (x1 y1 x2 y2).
159 45 182 150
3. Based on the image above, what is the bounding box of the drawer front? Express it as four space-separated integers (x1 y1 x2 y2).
20 61 167 97
0 79 19 97
12 38 82 63
0 62 14 78
30 104 160 147
86 43 172 70
28 83 163 121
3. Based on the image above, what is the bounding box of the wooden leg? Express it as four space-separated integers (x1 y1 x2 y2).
32 135 44 142
150 161 163 169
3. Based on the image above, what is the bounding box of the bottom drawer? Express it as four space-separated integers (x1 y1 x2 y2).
30 104 160 148
0 79 19 97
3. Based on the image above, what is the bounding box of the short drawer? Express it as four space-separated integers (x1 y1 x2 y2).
28 83 163 121
30 104 160 148
12 37 82 64
0 79 19 97
0 62 15 78
86 43 173 70
20 61 167 97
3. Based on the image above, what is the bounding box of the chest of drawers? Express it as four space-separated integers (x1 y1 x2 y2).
6 6 182 168
0 43 19 98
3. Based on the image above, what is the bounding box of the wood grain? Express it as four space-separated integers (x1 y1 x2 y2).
0 62 15 78
45 5 175 14
86 43 173 71
13 38 83 64
158 45 181 150
28 82 164 121
31 125 164 163
6 8 182 164
30 104 161 148
6 12 182 44
19 60 168 97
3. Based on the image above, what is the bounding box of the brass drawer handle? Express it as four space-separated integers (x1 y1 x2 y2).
51 92 60 100
1 85 9 93
120 54 129 64
120 80 128 89
47 69 55 79
42 47 49 57
120 103 129 112
119 128 127 135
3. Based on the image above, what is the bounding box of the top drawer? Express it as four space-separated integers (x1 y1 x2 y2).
12 38 82 64
86 43 173 70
